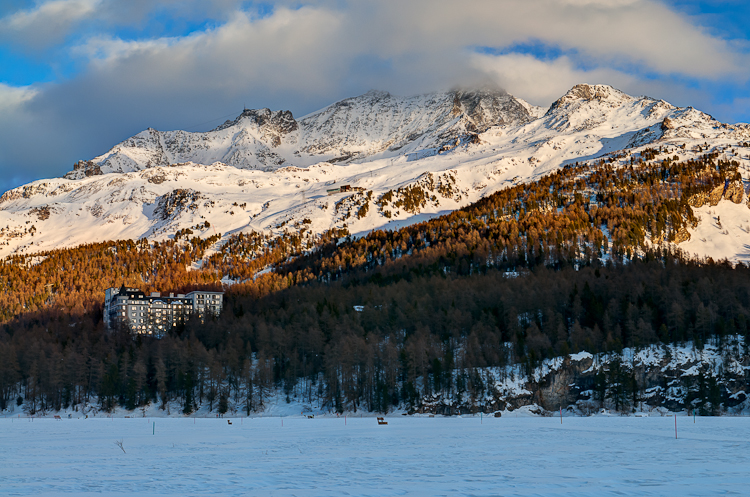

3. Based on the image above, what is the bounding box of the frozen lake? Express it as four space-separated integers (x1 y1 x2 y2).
2 414 749 496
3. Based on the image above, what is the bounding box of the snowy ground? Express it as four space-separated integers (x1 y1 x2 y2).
682 200 750 262
2 414 749 496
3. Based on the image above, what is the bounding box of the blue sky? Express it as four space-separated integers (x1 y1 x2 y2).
0 0 748 193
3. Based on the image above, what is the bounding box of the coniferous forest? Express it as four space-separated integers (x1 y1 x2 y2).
1 147 749 415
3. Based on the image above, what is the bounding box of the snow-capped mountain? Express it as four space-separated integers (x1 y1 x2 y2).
1 84 749 262
69 88 543 178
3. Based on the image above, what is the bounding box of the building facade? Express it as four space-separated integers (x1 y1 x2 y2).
104 285 224 335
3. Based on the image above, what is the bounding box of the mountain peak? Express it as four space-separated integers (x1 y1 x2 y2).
450 84 508 98
565 84 629 101
213 108 297 133
548 84 632 113
446 87 533 130
362 89 391 98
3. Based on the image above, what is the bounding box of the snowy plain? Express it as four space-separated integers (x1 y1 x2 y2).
2 414 750 496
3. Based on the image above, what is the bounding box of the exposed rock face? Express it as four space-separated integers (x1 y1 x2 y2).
688 192 709 208
673 226 691 243
688 178 746 208
29 205 51 221
709 184 725 206
215 108 298 148
686 180 744 210
724 180 744 204
216 108 298 134
0 183 52 204
535 356 594 409
64 160 103 180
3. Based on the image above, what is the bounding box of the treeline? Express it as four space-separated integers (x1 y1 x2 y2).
1 255 748 414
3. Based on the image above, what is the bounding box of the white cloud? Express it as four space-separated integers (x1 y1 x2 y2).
0 83 38 111
1 0 101 47
64 0 747 108
470 53 637 106
339 0 743 79
71 7 350 99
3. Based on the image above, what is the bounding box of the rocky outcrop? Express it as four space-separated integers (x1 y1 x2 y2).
673 226 691 243
725 180 744 204
64 160 102 180
688 191 709 208
29 205 51 221
709 184 725 206
549 84 631 111
410 342 749 416
688 180 745 209
0 183 52 204
216 108 297 134
216 108 298 148
154 189 203 221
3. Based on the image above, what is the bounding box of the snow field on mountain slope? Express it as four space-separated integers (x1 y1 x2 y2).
0 151 500 258
2 416 749 496
682 200 750 262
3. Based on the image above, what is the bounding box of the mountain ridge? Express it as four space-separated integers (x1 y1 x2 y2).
70 88 541 178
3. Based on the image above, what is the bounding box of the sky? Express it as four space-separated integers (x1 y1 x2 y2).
0 0 748 193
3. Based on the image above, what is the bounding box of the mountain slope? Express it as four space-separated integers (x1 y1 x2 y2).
1 84 749 263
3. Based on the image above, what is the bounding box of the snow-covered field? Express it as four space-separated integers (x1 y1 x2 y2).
2 414 749 496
